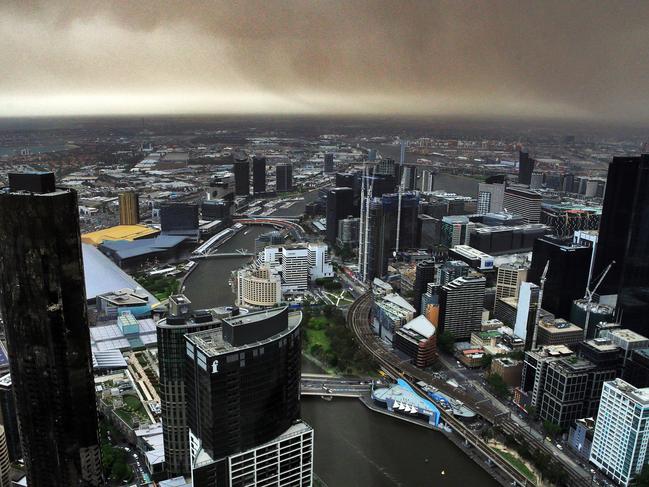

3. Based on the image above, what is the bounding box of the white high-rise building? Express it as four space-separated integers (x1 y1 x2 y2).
260 243 332 292
236 266 283 307
477 183 505 214
590 379 649 486
496 264 528 301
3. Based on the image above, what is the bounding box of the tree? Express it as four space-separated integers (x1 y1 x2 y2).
542 420 562 439
486 373 509 398
480 354 493 368
438 331 455 354
635 464 649 486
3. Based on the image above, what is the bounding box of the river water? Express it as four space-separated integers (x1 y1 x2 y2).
183 222 497 486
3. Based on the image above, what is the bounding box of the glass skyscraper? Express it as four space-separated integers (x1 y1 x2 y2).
0 173 103 486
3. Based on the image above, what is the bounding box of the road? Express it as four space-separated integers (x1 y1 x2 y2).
300 375 372 397
347 292 593 487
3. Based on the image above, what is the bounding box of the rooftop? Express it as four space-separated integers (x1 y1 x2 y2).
606 328 649 344
82 244 159 303
609 379 649 405
451 245 493 259
402 315 436 339
81 224 159 246
186 310 301 357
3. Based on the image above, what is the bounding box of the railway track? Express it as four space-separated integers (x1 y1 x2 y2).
347 292 591 487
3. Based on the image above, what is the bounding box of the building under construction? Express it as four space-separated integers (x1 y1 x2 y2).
540 202 601 238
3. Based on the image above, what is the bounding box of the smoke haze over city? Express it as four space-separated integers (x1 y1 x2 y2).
2 0 649 122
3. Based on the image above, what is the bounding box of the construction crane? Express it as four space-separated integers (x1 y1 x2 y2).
531 260 550 350
394 140 408 257
582 260 615 340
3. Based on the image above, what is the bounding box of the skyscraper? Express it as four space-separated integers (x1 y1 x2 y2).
514 282 540 349
439 275 486 339
276 163 293 192
0 425 9 487
234 158 250 196
118 191 139 225
413 260 436 315
477 182 505 214
518 150 535 185
324 152 334 173
185 306 312 486
0 173 103 486
326 187 354 243
495 264 528 302
252 154 266 194
528 236 591 320
503 187 542 223
590 379 649 486
0 374 20 464
156 295 220 477
593 155 649 334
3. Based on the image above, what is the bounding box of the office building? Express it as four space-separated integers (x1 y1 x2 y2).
276 163 293 192
413 260 436 315
438 260 470 286
0 426 8 487
528 236 591 320
185 307 312 486
513 282 539 349
254 231 285 253
439 275 486 339
421 169 434 192
495 264 528 301
503 187 542 223
326 187 354 243
393 315 437 367
0 375 19 463
535 318 583 347
260 243 333 292
236 266 283 308
160 203 200 232
518 150 535 185
201 199 230 221
567 417 595 462
590 379 649 486
602 329 649 369
377 158 396 177
449 245 494 271
156 295 221 476
252 155 266 194
324 152 334 173
593 155 649 334
469 222 551 255
477 183 505 214
337 217 360 246
440 216 471 248
541 203 601 238
0 173 103 486
373 293 416 342
491 357 524 387
529 172 544 189
119 191 139 225
234 158 250 196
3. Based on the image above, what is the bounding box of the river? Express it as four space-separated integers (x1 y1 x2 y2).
183 224 497 486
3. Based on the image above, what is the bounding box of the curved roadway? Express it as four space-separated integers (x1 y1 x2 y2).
348 291 591 487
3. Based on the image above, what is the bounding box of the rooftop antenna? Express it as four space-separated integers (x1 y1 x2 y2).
531 260 549 350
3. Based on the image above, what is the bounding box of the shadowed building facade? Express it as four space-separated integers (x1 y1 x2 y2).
0 173 103 486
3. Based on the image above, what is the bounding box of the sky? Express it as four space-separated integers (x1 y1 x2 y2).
2 0 649 121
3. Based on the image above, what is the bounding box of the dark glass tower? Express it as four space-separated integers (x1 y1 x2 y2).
0 173 103 486
185 306 308 486
276 163 293 192
252 155 266 195
593 154 649 333
324 153 334 173
414 260 436 315
156 295 220 477
528 235 591 320
0 374 21 463
234 158 250 196
518 150 535 186
326 187 354 243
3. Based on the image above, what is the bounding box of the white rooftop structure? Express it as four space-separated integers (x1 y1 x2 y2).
402 315 436 339
82 243 158 304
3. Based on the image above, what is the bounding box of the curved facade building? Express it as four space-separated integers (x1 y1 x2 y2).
156 295 221 477
185 306 310 486
236 266 282 307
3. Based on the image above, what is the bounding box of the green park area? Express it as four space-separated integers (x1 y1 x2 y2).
302 305 376 375
114 394 148 428
497 450 537 483
134 273 179 301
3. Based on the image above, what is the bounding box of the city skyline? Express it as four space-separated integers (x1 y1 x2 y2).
2 1 649 122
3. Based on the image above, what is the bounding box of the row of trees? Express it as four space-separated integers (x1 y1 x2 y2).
302 305 376 374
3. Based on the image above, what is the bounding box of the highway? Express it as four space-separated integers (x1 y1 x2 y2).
347 291 592 487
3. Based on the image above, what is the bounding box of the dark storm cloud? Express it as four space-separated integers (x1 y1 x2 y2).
1 0 649 120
